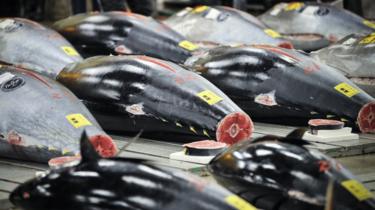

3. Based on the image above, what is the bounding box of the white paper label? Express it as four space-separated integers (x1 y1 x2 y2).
0 19 15 29
205 8 221 20
302 6 319 16
342 38 357 45
0 72 15 85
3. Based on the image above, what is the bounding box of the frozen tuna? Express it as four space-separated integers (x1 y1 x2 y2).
0 65 117 164
208 129 375 210
185 45 375 133
165 6 293 49
53 11 195 63
312 33 375 97
0 18 83 78
260 2 375 43
57 55 253 144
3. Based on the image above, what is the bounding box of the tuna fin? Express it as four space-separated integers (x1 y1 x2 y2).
117 130 143 156
286 128 308 139
80 131 100 162
252 128 310 147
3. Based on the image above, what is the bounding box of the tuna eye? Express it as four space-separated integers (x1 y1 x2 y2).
22 192 30 199
0 133 4 139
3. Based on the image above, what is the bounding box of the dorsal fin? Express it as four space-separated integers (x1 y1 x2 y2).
117 130 143 156
80 131 100 163
286 128 308 139
252 128 311 147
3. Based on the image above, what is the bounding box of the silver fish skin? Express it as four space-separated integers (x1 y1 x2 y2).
165 6 293 48
0 18 83 78
0 65 117 164
259 2 375 42
311 33 375 97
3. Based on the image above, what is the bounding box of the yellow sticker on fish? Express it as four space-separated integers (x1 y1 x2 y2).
61 46 79 56
66 114 92 128
193 5 209 13
363 20 375 29
179 40 199 51
197 90 223 105
359 33 375 45
285 2 304 11
334 82 360 98
264 29 282 38
341 180 374 201
225 195 257 210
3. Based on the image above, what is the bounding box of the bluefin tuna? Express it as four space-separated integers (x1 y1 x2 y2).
57 55 253 144
165 6 293 49
312 33 375 97
184 45 375 133
0 65 117 165
53 11 195 63
208 129 375 210
0 18 83 78
259 2 375 43
9 131 258 210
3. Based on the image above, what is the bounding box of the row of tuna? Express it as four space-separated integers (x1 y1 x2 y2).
10 129 375 210
1 2 375 164
0 1 374 210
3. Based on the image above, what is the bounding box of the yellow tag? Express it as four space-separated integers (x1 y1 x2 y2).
363 20 375 29
66 114 92 128
61 46 79 56
264 29 282 38
285 2 304 11
197 90 223 105
225 195 257 210
341 180 374 201
179 40 199 51
359 33 375 45
334 82 360 97
193 5 209 13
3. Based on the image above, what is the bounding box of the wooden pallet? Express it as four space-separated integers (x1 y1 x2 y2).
1 122 375 209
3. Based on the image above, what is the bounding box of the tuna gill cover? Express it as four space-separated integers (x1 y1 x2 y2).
259 2 375 43
312 33 375 97
165 6 293 49
57 55 253 144
53 11 194 63
10 131 258 210
0 65 117 164
184 45 375 133
208 129 375 210
0 18 83 78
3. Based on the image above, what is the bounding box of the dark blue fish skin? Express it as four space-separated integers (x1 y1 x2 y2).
10 133 257 210
208 131 375 210
0 65 117 164
57 55 253 144
165 6 293 49
260 2 375 42
0 18 83 78
53 12 193 64
185 45 375 133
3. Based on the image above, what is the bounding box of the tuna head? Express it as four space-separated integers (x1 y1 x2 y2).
0 18 83 78
208 129 375 210
10 131 258 210
0 65 117 165
53 11 196 64
57 55 253 144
